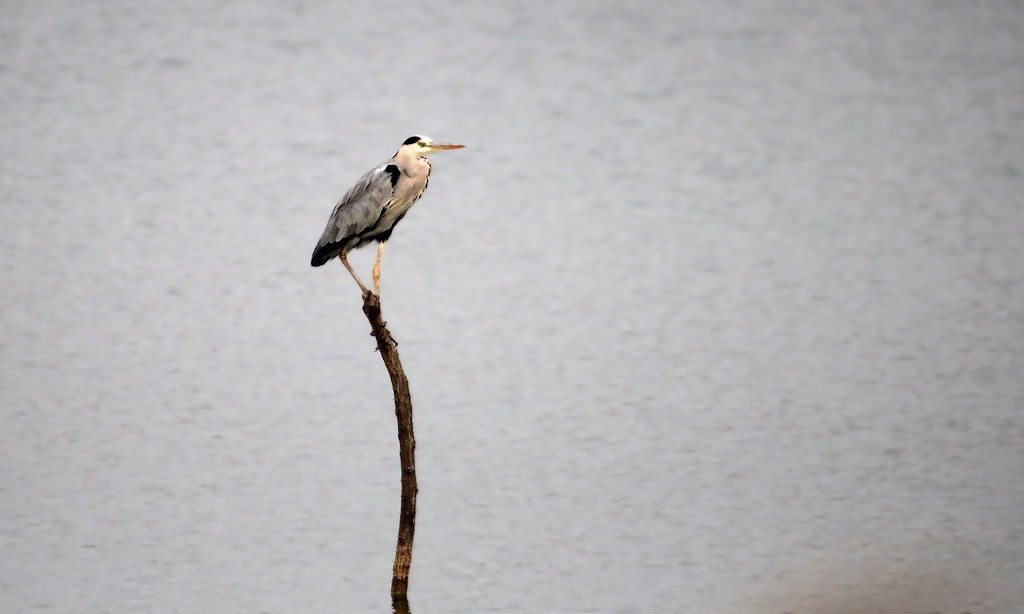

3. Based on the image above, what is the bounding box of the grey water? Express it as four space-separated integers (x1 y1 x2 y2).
2 2 1023 612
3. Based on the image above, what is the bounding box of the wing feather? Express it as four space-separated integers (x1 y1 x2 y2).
310 163 398 266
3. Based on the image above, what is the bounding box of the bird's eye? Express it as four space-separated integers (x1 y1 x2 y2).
417 142 426 146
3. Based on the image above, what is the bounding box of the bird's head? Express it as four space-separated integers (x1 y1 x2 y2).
400 135 464 157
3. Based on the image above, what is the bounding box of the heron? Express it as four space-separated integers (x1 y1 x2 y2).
310 135 464 296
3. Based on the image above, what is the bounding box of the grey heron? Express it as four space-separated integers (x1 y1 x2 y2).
310 135 464 296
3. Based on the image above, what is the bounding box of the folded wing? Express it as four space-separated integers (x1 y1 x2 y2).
310 164 400 267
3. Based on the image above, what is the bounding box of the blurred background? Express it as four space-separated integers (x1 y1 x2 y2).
2 2 1022 612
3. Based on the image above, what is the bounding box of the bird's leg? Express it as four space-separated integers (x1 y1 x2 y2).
339 251 370 294
373 241 387 297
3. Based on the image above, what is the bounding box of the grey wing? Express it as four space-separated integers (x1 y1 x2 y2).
310 163 399 266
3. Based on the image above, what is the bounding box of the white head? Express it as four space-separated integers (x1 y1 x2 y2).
398 135 465 157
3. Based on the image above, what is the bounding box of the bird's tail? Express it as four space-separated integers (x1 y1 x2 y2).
310 243 340 267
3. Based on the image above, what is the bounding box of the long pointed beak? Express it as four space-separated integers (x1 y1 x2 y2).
428 143 465 151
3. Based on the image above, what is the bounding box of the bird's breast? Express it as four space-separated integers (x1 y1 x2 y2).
394 174 427 206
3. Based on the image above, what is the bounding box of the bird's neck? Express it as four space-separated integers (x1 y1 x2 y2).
394 149 430 178
405 157 431 178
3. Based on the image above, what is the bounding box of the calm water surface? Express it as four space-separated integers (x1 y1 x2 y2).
2 2 1023 613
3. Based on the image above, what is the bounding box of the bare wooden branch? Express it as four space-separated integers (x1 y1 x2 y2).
361 291 418 598
391 595 412 614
